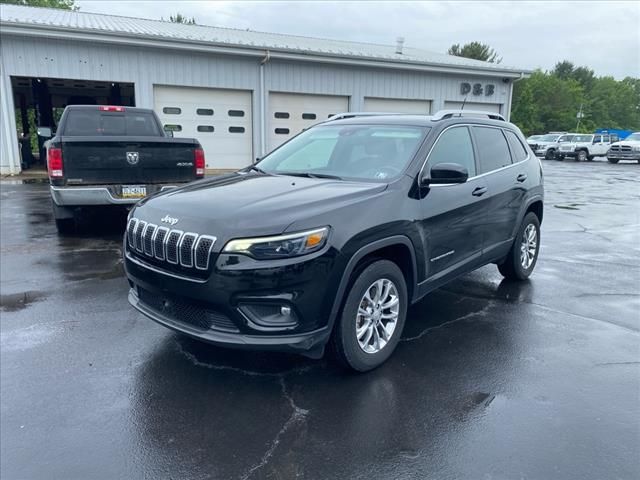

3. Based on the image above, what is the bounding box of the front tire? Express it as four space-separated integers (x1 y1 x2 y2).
331 260 407 372
607 158 619 164
556 155 565 161
576 150 588 162
545 149 556 160
498 212 541 281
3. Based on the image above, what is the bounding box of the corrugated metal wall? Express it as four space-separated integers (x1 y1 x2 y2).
0 34 511 174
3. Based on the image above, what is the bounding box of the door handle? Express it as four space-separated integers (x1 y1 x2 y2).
517 173 527 182
472 186 487 197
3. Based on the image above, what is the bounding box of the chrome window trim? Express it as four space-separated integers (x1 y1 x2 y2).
194 235 217 271
178 232 198 268
153 226 169 261
165 230 184 265
417 123 531 187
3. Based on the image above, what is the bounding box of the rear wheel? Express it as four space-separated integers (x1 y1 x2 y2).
545 149 556 160
331 260 407 372
576 150 588 162
556 155 565 161
498 212 540 281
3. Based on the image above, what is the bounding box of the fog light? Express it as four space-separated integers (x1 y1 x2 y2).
280 305 291 316
238 303 298 329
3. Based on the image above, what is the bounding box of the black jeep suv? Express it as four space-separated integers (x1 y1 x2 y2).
124 111 543 371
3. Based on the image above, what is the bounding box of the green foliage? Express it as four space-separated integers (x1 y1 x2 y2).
448 42 501 63
168 13 196 24
511 62 640 136
0 0 78 10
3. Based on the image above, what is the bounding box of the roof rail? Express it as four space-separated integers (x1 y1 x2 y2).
431 110 506 122
326 112 404 121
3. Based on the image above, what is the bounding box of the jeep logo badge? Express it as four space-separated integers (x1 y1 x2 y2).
126 152 139 165
161 215 179 226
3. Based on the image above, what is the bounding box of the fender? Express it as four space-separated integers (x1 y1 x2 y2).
510 193 544 239
326 235 418 331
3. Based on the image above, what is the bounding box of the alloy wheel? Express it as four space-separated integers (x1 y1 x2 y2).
520 223 538 269
355 279 400 354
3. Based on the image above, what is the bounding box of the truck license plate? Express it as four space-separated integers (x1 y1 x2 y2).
122 185 147 198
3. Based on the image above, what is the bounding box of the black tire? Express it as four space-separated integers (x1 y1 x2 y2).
331 259 408 372
607 158 619 164
587 155 595 161
576 150 588 162
498 212 541 281
55 218 76 234
556 155 565 161
545 149 555 160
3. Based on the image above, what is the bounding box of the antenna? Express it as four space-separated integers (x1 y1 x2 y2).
460 95 468 113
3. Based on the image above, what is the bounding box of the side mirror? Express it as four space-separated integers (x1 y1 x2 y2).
37 126 52 138
423 163 469 185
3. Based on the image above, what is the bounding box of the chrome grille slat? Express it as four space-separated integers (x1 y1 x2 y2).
127 218 217 273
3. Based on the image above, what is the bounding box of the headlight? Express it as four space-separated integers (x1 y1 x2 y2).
632 146 640 152
223 227 329 259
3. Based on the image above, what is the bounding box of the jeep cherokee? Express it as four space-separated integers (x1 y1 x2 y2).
124 111 544 371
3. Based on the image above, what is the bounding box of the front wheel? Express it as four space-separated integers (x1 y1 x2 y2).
545 149 556 160
556 155 565 161
607 158 619 164
498 212 541 281
331 260 407 372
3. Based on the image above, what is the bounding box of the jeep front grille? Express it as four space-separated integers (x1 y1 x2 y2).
126 218 216 271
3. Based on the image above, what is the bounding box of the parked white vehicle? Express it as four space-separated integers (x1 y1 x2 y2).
528 133 567 160
557 133 616 161
607 132 640 164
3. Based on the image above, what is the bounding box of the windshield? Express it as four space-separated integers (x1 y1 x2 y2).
558 134 575 142
539 134 561 142
257 124 429 181
624 133 640 142
573 135 593 142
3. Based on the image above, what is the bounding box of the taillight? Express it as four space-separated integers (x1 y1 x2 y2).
47 146 63 178
98 106 125 112
194 148 205 178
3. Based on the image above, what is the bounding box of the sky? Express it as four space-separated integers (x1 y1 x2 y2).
75 0 639 79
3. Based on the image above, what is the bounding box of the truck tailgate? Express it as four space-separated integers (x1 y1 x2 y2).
61 136 196 184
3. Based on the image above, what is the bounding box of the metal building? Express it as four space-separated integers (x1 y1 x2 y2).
0 5 530 175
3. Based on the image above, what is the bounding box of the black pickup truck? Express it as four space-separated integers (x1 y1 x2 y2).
45 105 204 232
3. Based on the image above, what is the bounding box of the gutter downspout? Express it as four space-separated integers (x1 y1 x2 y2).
506 72 525 122
259 50 271 158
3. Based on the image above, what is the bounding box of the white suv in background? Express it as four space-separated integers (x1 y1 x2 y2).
557 133 616 161
528 133 566 160
607 132 640 164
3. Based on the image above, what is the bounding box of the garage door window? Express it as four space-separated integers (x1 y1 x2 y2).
275 128 290 135
274 112 290 119
197 125 214 132
163 124 182 132
302 113 317 120
228 110 245 117
197 108 214 116
229 126 245 133
162 107 181 115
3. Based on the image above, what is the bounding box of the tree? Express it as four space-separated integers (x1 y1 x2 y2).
0 0 78 9
168 13 196 25
448 41 502 63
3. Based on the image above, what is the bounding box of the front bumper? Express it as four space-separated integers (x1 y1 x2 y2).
50 185 178 206
124 244 341 354
607 152 640 161
558 149 577 157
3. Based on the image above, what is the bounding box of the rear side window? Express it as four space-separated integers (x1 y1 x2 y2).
473 126 512 174
427 126 476 177
63 110 161 136
504 130 528 162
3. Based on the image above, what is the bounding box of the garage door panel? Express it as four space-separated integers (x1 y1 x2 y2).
363 97 432 114
154 85 252 170
268 92 348 151
443 101 501 114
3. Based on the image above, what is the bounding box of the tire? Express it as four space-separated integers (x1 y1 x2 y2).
498 212 541 281
556 155 565 161
607 158 619 164
331 259 408 372
587 155 595 161
545 149 555 160
576 150 588 162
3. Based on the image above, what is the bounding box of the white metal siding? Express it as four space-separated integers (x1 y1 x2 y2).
443 101 502 113
154 85 253 170
268 92 348 150
363 97 431 114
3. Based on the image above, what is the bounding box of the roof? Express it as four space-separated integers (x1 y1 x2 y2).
0 4 530 77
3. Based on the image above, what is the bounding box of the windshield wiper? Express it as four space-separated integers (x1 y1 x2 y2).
247 165 269 174
277 171 343 180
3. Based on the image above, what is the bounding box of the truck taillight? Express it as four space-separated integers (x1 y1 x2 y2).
47 147 63 178
98 106 125 112
194 148 205 178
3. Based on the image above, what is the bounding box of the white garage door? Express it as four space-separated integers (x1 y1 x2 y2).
364 97 432 114
444 101 502 114
154 85 253 170
268 92 348 151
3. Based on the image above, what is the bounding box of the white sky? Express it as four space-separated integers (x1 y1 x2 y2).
75 0 640 78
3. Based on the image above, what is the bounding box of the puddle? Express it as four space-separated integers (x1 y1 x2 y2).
0 291 47 312
554 204 582 210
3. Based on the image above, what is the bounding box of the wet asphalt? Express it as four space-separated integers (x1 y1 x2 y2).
1 160 639 480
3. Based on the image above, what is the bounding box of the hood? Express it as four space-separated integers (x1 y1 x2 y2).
133 172 387 240
611 140 640 147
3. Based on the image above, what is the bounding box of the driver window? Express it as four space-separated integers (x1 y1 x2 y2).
593 135 602 143
426 126 476 177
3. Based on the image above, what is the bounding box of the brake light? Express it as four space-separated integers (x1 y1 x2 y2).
98 106 125 112
47 147 63 178
194 148 205 178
